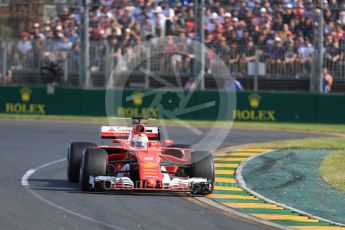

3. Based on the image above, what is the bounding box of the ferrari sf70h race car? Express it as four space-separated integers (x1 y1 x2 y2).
67 117 215 195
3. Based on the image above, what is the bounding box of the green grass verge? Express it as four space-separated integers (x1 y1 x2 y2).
0 114 108 124
320 150 345 193
233 122 345 135
246 137 345 150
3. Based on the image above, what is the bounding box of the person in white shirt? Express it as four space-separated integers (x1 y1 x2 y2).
16 32 33 68
298 38 314 73
151 6 166 36
184 76 197 92
16 32 32 55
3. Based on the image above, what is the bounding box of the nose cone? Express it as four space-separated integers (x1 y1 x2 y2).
147 179 157 188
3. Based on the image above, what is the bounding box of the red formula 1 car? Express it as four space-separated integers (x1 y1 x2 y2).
67 117 215 195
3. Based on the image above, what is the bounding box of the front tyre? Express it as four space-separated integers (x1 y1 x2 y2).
67 142 96 183
80 148 107 191
191 151 215 195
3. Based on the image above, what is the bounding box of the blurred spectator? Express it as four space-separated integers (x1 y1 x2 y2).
11 0 345 81
224 72 244 92
240 40 256 72
152 6 166 36
183 31 195 72
297 38 314 73
238 1 249 21
162 36 180 71
284 40 298 75
68 28 80 45
228 42 240 73
1 70 12 84
267 37 286 75
15 32 32 68
184 76 197 92
325 41 342 70
31 23 45 41
141 17 155 39
110 36 121 64
206 12 219 33
41 61 62 85
216 36 230 64
322 67 333 93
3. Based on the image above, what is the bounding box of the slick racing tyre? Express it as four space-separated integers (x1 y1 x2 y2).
191 151 215 195
80 148 107 191
67 142 96 183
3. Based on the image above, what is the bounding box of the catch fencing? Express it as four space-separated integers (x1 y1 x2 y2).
0 39 344 88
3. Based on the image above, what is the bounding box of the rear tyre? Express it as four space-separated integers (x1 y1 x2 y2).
191 151 215 195
67 142 96 183
80 148 107 191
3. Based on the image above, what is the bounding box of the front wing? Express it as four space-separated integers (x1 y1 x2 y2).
89 176 212 194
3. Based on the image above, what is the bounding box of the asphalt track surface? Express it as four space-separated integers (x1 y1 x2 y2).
0 120 325 230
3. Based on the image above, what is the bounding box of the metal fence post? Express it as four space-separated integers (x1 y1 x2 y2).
38 52 42 85
0 38 6 78
254 48 260 91
63 58 68 85
200 0 205 90
145 43 151 89
81 0 91 88
104 41 110 87
194 0 205 90
310 2 324 92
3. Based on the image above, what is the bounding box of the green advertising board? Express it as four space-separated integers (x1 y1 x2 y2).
106 89 234 121
315 94 345 123
0 85 344 123
234 92 316 122
0 86 82 115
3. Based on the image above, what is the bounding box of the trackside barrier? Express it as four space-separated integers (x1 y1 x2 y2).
0 85 344 123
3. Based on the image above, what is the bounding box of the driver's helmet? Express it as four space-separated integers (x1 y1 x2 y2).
132 133 149 148
132 124 149 148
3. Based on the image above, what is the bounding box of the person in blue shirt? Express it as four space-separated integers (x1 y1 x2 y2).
224 72 244 92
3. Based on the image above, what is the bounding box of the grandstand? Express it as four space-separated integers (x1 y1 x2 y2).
0 0 344 92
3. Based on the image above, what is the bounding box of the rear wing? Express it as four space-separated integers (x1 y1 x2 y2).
100 126 161 141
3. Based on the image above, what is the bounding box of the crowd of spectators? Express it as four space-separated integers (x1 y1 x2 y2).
8 0 345 85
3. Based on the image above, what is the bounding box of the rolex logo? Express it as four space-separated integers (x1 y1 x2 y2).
132 91 144 106
248 93 261 109
20 87 32 103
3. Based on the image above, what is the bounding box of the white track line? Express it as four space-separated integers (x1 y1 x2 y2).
21 159 127 230
21 159 66 187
